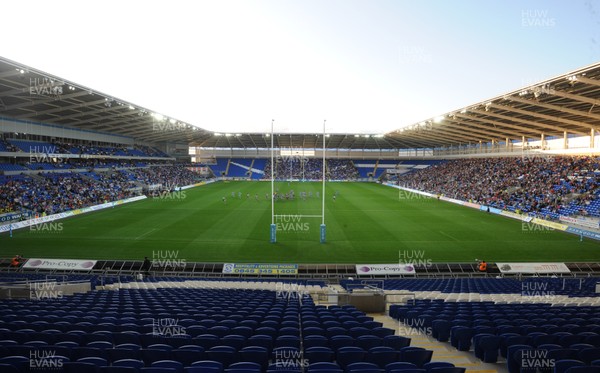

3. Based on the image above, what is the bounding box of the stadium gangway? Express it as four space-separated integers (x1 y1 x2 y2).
0 278 92 299
313 289 416 309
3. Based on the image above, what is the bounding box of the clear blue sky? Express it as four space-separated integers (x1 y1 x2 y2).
3 0 599 134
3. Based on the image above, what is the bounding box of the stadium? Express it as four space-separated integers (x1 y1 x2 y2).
1 2 600 373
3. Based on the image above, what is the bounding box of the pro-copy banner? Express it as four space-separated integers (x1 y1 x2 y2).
356 264 416 275
22 258 97 271
559 215 600 229
496 262 570 274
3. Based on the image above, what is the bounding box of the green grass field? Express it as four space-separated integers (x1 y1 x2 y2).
2 181 598 263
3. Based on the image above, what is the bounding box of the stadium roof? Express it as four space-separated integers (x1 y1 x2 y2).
0 56 599 150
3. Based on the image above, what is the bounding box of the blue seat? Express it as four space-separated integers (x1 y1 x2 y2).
501 336 531 358
0 363 19 373
555 360 586 373
225 362 262 373
565 367 600 373
112 359 145 369
305 346 335 363
147 344 173 351
222 335 246 350
450 326 473 351
151 360 184 373
114 333 142 346
139 368 178 373
372 327 395 338
580 349 600 365
195 335 220 350
275 335 301 349
78 357 109 367
308 362 343 373
189 360 224 373
237 346 268 368
357 335 383 350
345 362 381 373
549 349 579 361
142 349 174 365
383 335 410 350
0 356 30 370
100 368 139 373
173 348 205 367
326 327 348 339
365 346 398 368
423 362 454 373
330 335 355 350
207 346 237 367
255 327 277 339
400 348 433 368
507 345 533 373
429 368 465 373
247 335 273 351
64 362 101 373
88 341 114 350
304 327 326 337
305 335 329 349
114 343 142 350
335 346 366 369
561 336 585 348
432 320 451 342
349 327 371 338
75 347 110 360
385 362 418 373
108 348 141 362
476 335 502 363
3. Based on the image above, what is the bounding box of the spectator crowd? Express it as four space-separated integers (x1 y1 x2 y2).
263 158 359 180
398 156 600 218
0 165 200 216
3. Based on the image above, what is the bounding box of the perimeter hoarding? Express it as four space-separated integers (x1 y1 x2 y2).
222 263 298 275
22 258 97 271
496 262 570 274
356 264 416 275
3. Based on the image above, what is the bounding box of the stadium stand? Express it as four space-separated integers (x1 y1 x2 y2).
398 156 600 219
228 159 254 178
0 165 200 215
